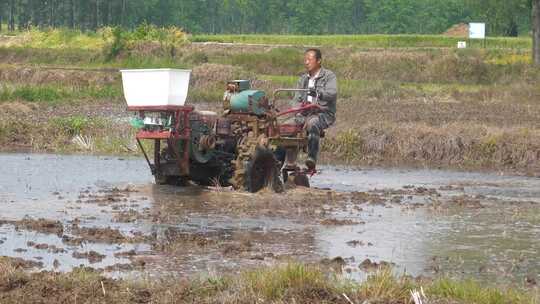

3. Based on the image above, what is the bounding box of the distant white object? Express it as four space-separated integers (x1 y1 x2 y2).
410 287 428 304
457 41 467 48
120 69 191 107
469 23 486 39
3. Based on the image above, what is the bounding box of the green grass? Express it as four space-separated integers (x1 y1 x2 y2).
0 84 122 104
0 258 537 303
2 31 537 86
1 26 188 51
23 27 107 50
213 47 538 85
260 74 501 100
192 34 532 49
0 45 197 69
50 116 94 136
429 278 538 304
0 85 68 103
0 46 100 66
242 263 339 300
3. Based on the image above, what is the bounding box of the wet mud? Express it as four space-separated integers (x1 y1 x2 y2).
1 153 540 288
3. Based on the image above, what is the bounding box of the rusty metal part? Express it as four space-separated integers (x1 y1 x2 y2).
199 134 216 151
231 134 258 189
130 105 194 178
216 119 231 136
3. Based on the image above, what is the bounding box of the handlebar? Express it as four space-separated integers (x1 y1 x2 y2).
276 103 323 117
272 88 319 103
272 88 325 117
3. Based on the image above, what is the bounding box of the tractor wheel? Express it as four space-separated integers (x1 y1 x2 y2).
154 173 169 185
245 147 284 193
292 173 310 188
154 173 188 186
233 143 283 193
283 171 310 188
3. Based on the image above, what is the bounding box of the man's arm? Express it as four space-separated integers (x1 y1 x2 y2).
317 71 337 103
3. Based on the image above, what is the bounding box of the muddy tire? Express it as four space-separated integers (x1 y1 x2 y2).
154 172 169 185
293 173 310 188
155 174 188 186
244 147 284 193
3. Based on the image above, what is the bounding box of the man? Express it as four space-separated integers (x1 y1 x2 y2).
292 48 338 170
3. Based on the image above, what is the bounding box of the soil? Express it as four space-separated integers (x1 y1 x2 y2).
0 257 43 270
448 195 485 209
0 218 63 236
359 258 395 271
320 218 363 226
72 251 106 264
26 242 66 253
443 23 469 37
70 226 130 244
0 65 119 86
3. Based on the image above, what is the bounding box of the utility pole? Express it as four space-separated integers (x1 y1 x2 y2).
533 0 540 65
9 0 15 31
121 0 126 27
69 0 75 29
93 0 99 30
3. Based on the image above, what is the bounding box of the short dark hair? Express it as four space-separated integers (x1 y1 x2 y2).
305 48 322 61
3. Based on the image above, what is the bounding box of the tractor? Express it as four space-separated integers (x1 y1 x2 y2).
122 69 321 193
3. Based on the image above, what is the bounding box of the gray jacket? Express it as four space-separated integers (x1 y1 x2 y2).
292 67 338 118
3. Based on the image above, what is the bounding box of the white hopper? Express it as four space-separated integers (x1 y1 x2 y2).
120 69 191 107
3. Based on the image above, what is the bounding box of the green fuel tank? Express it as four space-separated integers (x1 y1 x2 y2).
230 90 269 115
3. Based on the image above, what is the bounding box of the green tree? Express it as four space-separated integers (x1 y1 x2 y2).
1 0 534 35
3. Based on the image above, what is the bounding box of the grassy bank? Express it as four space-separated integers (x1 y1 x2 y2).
0 28 539 173
0 107 138 154
2 28 531 50
192 34 533 49
0 258 537 303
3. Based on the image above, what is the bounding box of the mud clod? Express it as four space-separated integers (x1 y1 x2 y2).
320 256 347 272
449 195 485 209
346 240 366 247
526 276 537 287
114 250 137 258
62 235 85 246
104 263 135 272
71 226 129 243
320 218 362 226
0 217 63 236
359 258 395 271
72 250 106 264
0 257 43 270
113 209 141 223
222 240 253 256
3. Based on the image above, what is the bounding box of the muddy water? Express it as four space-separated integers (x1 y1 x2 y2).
1 153 539 286
313 168 540 284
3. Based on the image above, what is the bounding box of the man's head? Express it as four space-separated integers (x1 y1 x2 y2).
304 48 322 75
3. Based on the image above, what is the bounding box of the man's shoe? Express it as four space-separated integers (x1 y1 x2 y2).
305 157 316 170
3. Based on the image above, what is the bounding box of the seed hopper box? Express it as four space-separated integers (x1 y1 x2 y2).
120 69 191 107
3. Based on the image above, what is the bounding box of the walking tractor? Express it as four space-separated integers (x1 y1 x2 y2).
121 69 322 193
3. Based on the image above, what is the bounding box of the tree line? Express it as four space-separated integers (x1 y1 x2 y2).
0 0 534 36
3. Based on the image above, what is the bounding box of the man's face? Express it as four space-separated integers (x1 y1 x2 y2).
304 51 321 74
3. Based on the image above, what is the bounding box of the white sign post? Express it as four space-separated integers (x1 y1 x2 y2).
469 22 486 48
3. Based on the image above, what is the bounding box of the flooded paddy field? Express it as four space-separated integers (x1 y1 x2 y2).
1 153 539 288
